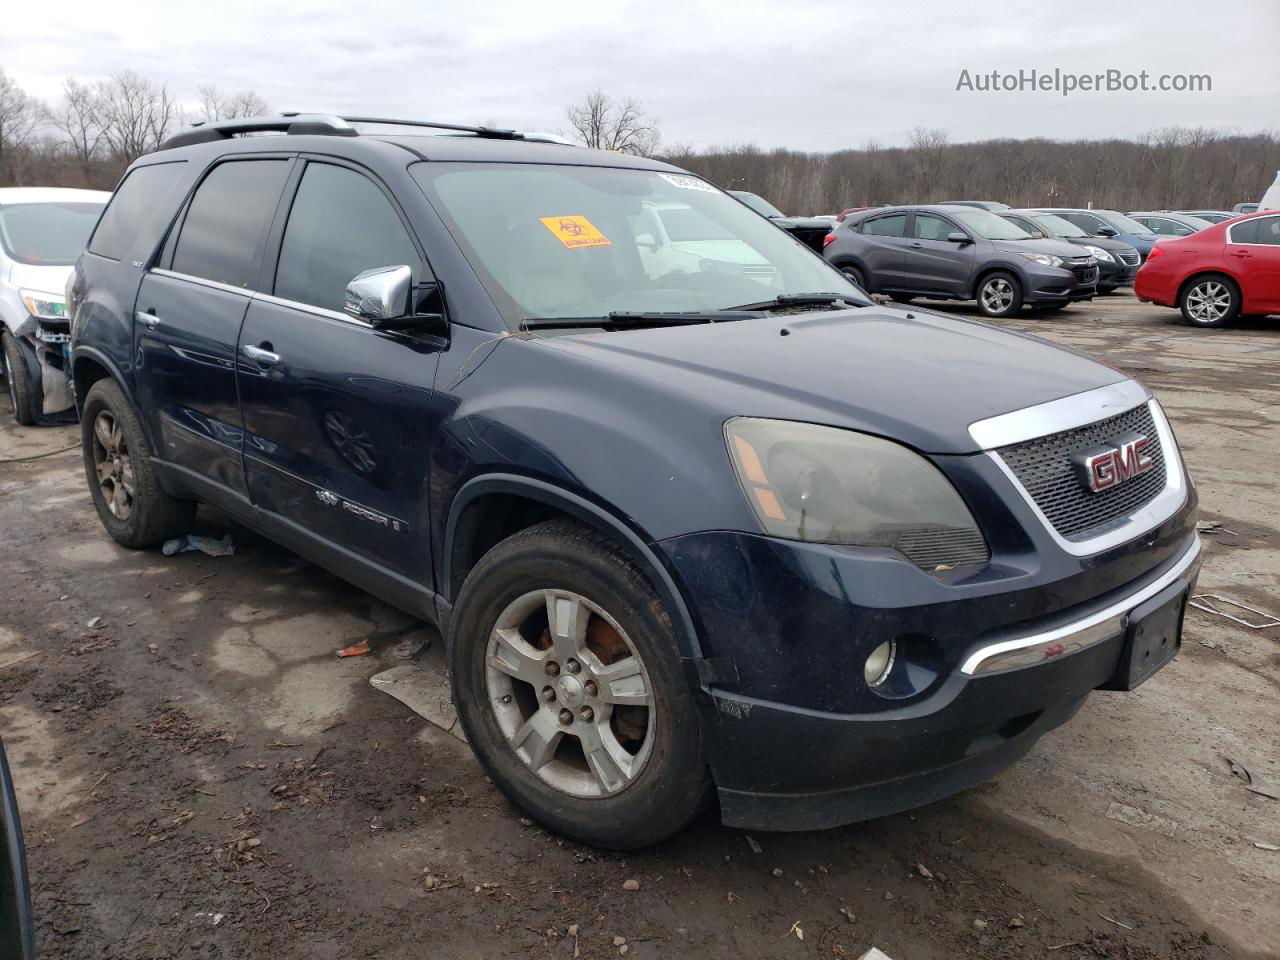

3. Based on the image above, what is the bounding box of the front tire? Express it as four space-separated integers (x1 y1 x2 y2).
976 272 1023 317
449 519 711 849
838 264 867 291
1 331 37 426
81 379 196 548
1179 275 1240 328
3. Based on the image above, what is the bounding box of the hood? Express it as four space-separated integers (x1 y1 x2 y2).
544 306 1125 454
987 236 1088 259
5 261 73 297
1062 235 1139 256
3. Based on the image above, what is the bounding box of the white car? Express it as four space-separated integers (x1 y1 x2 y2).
1 187 110 425
632 200 779 288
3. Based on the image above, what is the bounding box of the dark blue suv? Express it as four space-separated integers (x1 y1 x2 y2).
69 115 1200 849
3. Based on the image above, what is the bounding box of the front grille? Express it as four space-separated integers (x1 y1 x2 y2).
896 526 989 568
996 403 1167 541
1072 266 1099 284
1119 251 1140 266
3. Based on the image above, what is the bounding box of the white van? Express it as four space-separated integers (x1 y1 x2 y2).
1258 170 1280 212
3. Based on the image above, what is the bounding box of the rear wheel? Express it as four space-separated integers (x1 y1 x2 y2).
450 519 711 849
1 331 37 426
81 379 196 548
838 265 867 291
1179 275 1240 328
976 272 1023 317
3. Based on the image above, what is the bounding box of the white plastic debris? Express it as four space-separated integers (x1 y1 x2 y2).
162 534 236 558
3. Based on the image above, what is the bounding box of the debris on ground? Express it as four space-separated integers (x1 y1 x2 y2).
622 878 640 891
787 920 804 941
393 634 429 660
973 919 987 931
771 867 784 878
744 834 762 854
1225 756 1280 800
369 665 465 741
162 533 236 558
1189 594 1280 630
838 906 855 923
857 949 895 960
86 616 104 629
336 640 372 658
1008 916 1025 928
1105 800 1178 837
915 862 934 880
1099 913 1134 930
1254 841 1279 851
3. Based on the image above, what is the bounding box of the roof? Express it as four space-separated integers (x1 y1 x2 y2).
0 187 112 205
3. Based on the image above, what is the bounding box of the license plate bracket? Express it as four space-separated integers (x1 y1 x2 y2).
1103 581 1187 691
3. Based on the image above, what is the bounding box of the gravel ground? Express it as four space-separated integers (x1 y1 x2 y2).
1 292 1276 960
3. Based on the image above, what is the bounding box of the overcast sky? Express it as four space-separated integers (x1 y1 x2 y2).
3 0 1277 152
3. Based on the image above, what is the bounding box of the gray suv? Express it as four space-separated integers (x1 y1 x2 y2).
824 205 1099 317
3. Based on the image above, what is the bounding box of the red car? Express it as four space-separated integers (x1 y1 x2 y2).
1135 210 1280 327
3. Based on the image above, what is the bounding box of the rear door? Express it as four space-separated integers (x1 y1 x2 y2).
856 212 910 288
906 212 974 295
134 157 293 497
237 158 444 589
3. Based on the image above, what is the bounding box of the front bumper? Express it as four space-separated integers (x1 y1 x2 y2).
1025 264 1098 303
1097 259 1138 288
660 479 1198 830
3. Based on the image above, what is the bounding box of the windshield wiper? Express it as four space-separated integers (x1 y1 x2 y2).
521 310 765 331
725 292 864 312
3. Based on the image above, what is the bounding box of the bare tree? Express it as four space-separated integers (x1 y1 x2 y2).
197 85 270 122
97 70 181 163
46 78 106 183
0 68 40 182
565 90 660 156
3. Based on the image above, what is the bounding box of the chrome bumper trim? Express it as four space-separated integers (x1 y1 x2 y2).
968 379 1150 450
960 534 1201 677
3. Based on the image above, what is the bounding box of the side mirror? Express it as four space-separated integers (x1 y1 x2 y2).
636 232 659 252
344 266 446 334
1095 226 1119 238
947 231 970 244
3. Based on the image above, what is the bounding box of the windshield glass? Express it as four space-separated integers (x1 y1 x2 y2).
1029 213 1087 238
412 164 865 325
951 208 1031 240
1100 211 1156 236
731 192 786 218
0 201 106 266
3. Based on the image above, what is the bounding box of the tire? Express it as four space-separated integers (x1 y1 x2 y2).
888 293 914 304
1179 274 1240 328
838 264 867 290
449 518 712 849
81 379 196 548
976 271 1024 318
1 331 37 426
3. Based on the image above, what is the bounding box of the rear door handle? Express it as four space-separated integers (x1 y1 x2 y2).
136 310 162 330
241 344 280 366
1229 249 1251 258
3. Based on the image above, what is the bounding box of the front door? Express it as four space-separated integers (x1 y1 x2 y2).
237 159 444 589
134 158 293 497
905 212 974 295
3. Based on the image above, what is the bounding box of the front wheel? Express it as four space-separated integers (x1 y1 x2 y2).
449 519 711 849
1 331 37 426
1179 275 1240 328
976 272 1024 317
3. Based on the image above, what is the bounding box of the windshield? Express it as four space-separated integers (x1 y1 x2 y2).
731 192 786 218
0 201 106 266
412 164 865 326
1099 211 1156 236
1028 213 1087 238
951 208 1031 240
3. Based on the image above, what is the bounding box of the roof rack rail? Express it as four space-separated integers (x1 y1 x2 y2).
159 114 358 150
339 116 525 140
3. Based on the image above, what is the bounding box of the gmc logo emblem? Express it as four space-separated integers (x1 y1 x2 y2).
1077 434 1155 493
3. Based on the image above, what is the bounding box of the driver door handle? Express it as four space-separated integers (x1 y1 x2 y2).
136 310 162 330
241 343 280 366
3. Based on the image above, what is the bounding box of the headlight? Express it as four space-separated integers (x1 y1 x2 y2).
724 418 988 569
20 290 68 320
1084 245 1115 263
1021 253 1064 268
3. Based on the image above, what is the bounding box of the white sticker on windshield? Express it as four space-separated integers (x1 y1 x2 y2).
659 173 717 193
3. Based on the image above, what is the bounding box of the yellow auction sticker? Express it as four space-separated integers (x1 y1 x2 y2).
539 215 611 249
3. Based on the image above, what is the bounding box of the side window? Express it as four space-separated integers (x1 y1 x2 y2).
862 214 907 238
88 162 187 261
1066 213 1102 234
274 163 420 313
912 214 955 240
1002 216 1033 234
1228 219 1259 244
172 160 290 288
1254 216 1280 245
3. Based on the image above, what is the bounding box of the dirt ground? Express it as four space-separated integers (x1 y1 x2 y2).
1 292 1277 960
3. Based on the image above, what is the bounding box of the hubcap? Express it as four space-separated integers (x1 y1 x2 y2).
91 410 134 520
1186 281 1231 324
981 278 1015 314
485 589 654 798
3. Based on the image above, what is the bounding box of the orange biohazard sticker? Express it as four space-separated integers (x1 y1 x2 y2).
539 215 611 249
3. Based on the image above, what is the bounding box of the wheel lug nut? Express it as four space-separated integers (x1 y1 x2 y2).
579 706 594 723
541 686 556 703
544 661 560 677
584 680 598 697
566 659 581 674
558 709 573 726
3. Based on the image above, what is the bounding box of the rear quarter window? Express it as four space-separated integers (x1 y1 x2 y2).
88 162 187 261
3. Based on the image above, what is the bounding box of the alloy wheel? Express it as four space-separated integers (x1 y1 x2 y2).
981 278 1015 314
485 588 655 798
1185 281 1231 324
91 410 135 520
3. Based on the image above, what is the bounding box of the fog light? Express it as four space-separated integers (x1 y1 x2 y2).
864 640 897 687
